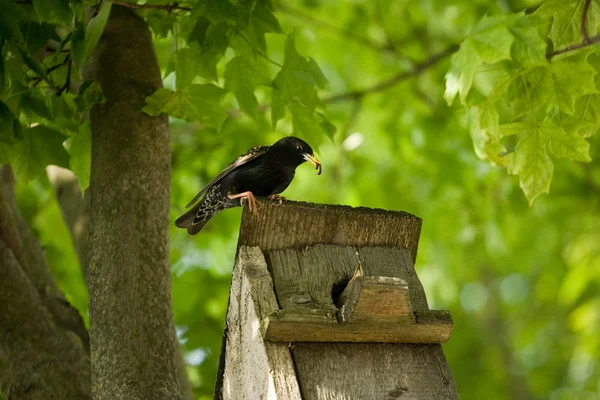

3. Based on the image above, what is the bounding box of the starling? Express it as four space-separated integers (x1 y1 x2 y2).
175 136 322 234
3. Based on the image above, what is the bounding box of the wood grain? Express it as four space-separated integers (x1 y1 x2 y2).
216 202 458 400
238 201 422 262
264 309 453 343
337 276 414 323
221 247 302 400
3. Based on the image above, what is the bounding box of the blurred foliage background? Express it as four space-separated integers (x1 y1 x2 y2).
9 0 600 399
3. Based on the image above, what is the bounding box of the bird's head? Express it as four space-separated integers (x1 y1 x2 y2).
273 136 322 175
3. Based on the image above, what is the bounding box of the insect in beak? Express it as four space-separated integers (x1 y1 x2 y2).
303 153 322 175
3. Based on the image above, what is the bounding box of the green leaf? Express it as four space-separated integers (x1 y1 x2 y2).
247 2 284 50
32 0 72 25
0 101 15 143
84 3 112 63
0 0 26 45
548 49 598 114
251 2 283 34
167 48 219 88
444 43 480 105
204 21 230 55
74 80 105 112
307 58 328 89
0 39 5 94
508 17 548 68
535 0 589 49
191 0 237 23
71 23 86 67
271 84 286 128
467 15 515 64
507 123 553 204
18 47 52 86
65 121 92 191
467 102 507 166
271 34 327 128
507 49 597 117
9 125 69 182
20 94 53 120
22 22 61 55
546 124 591 162
224 54 271 117
189 18 211 45
290 101 335 140
143 85 227 129
499 122 531 137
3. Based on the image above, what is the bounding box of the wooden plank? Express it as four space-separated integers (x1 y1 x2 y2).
266 245 428 313
238 201 422 262
359 246 430 310
337 276 414 323
265 244 457 399
292 343 457 400
264 309 453 343
221 247 302 400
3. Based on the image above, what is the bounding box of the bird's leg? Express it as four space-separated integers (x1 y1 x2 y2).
268 194 286 204
228 191 261 214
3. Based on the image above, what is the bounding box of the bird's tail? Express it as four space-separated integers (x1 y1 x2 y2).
175 202 214 235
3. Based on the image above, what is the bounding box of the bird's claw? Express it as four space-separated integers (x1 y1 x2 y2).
229 191 260 215
268 194 286 204
244 195 260 215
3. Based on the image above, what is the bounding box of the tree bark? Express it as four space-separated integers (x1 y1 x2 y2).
0 165 91 399
86 6 181 399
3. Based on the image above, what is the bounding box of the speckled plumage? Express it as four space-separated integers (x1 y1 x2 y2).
175 136 321 235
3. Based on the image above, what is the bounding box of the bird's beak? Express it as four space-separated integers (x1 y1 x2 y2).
303 153 322 175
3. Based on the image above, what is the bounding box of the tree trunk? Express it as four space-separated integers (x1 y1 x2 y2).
86 6 182 399
0 165 91 399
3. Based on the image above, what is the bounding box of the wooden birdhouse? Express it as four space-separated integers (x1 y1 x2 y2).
215 202 457 400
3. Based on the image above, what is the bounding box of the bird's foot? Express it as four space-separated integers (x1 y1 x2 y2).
268 194 286 204
228 191 261 215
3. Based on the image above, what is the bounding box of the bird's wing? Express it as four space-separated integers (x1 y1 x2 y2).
185 145 270 208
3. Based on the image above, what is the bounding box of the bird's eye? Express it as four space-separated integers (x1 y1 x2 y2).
296 144 303 151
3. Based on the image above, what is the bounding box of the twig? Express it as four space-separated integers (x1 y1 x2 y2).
57 56 73 95
549 34 600 58
324 45 458 103
105 0 192 12
549 0 597 59
581 0 593 43
235 30 284 68
31 54 70 88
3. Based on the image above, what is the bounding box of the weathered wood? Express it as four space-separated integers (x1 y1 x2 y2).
221 246 302 400
239 201 422 262
217 202 458 400
264 242 457 400
292 343 456 400
264 309 453 343
266 245 430 313
337 276 414 322
263 246 453 343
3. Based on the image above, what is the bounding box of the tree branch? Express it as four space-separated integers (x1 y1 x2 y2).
581 0 593 43
0 165 91 398
105 0 192 12
324 45 458 103
549 0 597 59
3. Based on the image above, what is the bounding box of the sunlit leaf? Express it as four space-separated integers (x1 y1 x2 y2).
9 125 69 182
143 85 227 129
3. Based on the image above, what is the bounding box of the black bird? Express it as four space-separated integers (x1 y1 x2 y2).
175 136 322 234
